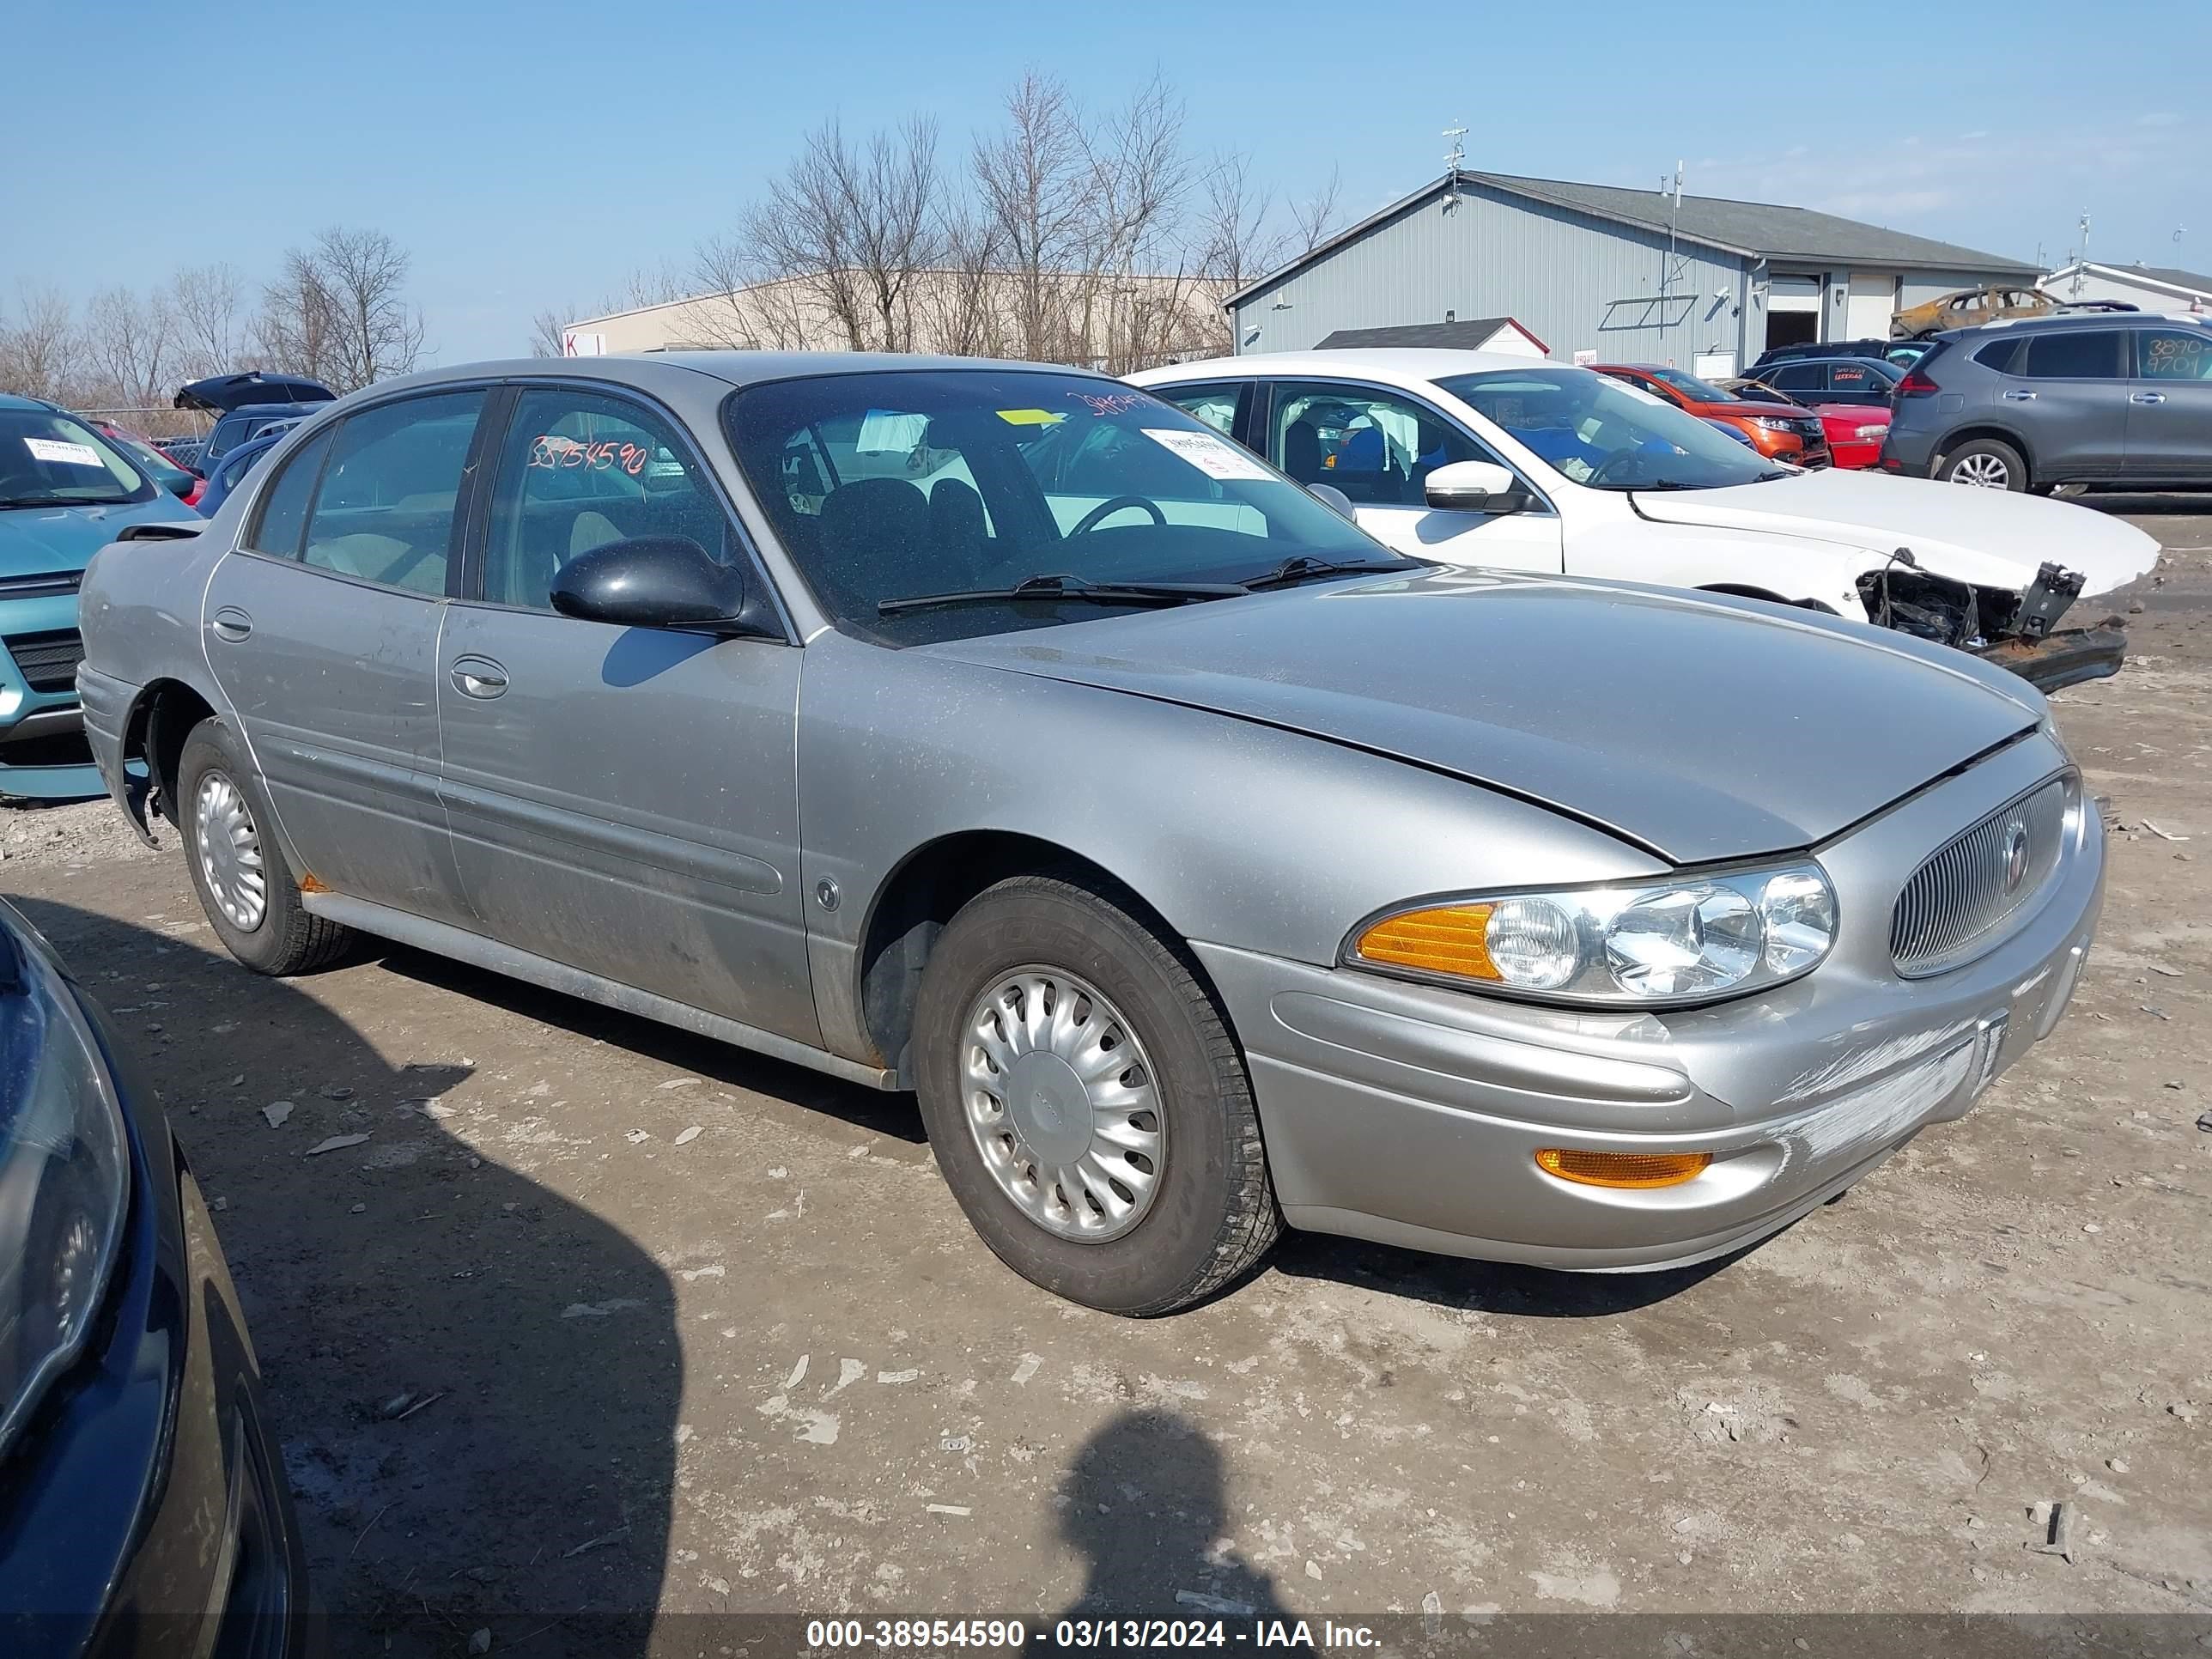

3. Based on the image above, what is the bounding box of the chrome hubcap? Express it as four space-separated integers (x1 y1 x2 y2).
960 967 1164 1243
194 770 267 932
1951 453 2010 488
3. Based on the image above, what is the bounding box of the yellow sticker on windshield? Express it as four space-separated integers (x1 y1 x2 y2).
995 409 1063 426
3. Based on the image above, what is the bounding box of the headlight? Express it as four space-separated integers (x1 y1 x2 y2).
1855 423 1887 441
0 925 130 1460
1348 862 1838 1007
1750 416 1791 432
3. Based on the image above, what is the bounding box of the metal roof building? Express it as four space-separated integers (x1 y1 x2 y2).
1227 170 2039 377
2040 261 2211 313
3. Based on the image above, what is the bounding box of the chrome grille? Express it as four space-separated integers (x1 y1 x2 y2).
1891 777 2070 976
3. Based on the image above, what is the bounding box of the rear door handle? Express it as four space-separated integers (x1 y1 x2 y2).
210 606 252 641
2001 389 2037 402
2130 391 2167 405
449 656 508 699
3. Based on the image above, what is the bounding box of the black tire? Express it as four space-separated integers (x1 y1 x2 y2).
1936 437 2028 491
175 717 354 975
912 872 1279 1315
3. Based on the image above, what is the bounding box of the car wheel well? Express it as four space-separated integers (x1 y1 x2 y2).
132 679 217 823
1934 427 2033 483
857 832 1184 1079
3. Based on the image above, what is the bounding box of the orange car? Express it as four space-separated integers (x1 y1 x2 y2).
1590 364 1831 466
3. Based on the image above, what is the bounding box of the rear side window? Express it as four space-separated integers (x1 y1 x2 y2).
301 392 485 595
1770 362 1824 391
2024 331 2122 380
1973 338 2026 374
246 427 332 556
1152 383 1248 441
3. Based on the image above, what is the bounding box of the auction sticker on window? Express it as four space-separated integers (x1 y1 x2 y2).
24 437 105 467
1140 428 1273 481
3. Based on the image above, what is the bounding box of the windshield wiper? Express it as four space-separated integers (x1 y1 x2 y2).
1241 554 1415 591
878 572 1249 617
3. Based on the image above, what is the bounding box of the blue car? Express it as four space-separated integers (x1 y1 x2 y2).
1 396 194 799
0 900 312 1656
194 424 295 518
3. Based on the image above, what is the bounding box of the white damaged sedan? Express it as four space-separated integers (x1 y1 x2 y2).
1132 350 2160 690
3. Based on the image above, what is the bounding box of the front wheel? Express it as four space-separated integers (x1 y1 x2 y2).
912 872 1279 1314
1937 438 2027 491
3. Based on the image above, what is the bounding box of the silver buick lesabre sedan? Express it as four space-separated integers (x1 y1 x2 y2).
75 353 2102 1314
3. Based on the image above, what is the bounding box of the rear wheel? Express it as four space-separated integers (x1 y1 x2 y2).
176 718 354 975
1937 438 2027 491
912 872 1279 1315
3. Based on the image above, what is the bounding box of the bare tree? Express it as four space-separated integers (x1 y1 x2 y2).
972 71 1096 362
1288 165 1346 258
81 286 175 406
0 285 78 402
255 248 341 386
529 309 568 358
256 228 423 393
169 264 249 377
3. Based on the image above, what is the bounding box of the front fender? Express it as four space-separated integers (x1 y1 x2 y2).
1568 520 1868 613
793 633 1664 1066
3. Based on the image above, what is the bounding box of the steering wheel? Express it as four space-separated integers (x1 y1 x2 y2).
1588 448 1668 488
1069 495 1166 535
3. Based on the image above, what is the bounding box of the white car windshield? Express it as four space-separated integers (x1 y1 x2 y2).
1434 366 1787 492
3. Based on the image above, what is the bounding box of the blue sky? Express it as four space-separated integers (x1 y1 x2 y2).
7 0 2204 363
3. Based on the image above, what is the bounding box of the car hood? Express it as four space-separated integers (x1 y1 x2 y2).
921 570 2042 864
1626 467 2159 596
0 498 191 579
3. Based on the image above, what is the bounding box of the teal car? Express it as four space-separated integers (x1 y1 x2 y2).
2 395 192 799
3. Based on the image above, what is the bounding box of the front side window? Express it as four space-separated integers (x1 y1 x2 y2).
2136 328 2212 381
2024 331 2122 380
724 368 1402 644
479 388 733 611
0 408 151 507
301 391 485 595
1437 365 1784 491
1266 381 1492 505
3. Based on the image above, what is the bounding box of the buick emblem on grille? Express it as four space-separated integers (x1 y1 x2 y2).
2002 820 2031 892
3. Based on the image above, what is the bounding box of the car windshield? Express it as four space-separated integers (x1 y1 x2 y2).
1647 367 1735 403
1433 366 1783 492
0 408 151 507
724 368 1412 643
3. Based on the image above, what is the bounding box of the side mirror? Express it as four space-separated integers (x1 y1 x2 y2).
1306 482 1358 521
163 476 195 500
550 536 751 631
1424 459 1532 515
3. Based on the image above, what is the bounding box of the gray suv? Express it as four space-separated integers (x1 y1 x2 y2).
1880 313 2212 490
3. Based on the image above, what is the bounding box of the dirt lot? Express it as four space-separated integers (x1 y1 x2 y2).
4 501 2209 1656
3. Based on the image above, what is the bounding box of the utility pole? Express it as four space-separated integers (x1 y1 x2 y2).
2071 210 2090 296
1442 125 1467 210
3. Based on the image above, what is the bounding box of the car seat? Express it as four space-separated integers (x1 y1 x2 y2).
817 477 934 610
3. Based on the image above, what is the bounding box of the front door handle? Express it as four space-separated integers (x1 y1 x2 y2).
2130 391 2167 405
210 606 252 641
449 656 508 699
2001 389 2037 402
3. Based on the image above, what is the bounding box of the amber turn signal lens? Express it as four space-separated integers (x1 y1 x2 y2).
1534 1148 1711 1189
1354 903 1498 979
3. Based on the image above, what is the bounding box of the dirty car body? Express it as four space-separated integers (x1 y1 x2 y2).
1132 350 2156 693
75 354 2104 1312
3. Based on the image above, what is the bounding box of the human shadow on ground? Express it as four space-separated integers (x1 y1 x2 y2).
1044 1410 1294 1628
10 899 678 1659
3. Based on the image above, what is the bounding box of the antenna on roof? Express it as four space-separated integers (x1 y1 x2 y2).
2071 210 2090 296
1442 125 1467 210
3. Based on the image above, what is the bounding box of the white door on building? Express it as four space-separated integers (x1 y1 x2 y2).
1845 273 1897 340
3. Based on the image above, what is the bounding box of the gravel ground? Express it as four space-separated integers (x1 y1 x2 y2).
3 501 2208 1656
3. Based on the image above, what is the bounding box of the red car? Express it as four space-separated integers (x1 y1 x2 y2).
1720 378 1891 470
1592 363 1832 466
89 419 205 507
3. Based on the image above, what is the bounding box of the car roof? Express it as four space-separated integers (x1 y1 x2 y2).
1129 348 1555 389
356 351 1120 403
0 392 58 413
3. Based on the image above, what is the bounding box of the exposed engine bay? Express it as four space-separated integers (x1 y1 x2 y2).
1857 552 2127 693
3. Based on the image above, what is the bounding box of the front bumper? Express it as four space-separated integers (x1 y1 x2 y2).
0 956 311 1659
1976 623 2129 694
1198 732 2102 1272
